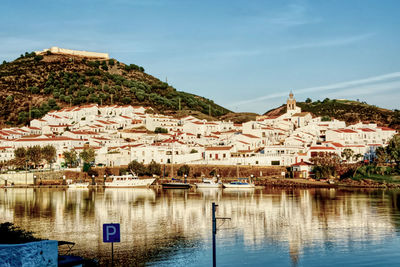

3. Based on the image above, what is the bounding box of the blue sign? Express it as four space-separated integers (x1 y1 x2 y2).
103 223 120 243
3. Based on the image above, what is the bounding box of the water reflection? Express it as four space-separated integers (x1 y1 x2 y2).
0 187 399 266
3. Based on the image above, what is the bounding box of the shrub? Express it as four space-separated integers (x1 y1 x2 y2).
155 127 168 133
128 160 146 176
0 222 42 244
177 165 190 177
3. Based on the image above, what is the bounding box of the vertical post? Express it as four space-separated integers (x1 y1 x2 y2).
212 202 217 267
111 242 114 267
25 160 28 186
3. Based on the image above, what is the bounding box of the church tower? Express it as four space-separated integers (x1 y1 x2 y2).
287 91 296 111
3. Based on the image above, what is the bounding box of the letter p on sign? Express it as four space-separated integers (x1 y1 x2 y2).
103 223 120 243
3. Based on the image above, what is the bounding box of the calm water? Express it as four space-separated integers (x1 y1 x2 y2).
1 187 400 266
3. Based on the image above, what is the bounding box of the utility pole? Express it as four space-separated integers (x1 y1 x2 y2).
212 203 217 267
211 202 230 267
111 94 114 105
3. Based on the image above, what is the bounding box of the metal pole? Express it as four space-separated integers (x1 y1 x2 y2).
111 242 114 267
212 202 217 267
25 160 28 186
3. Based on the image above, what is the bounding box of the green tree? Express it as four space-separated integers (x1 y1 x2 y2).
14 147 27 168
310 152 341 178
6 95 13 102
155 127 168 133
41 145 56 168
128 160 146 176
26 146 42 168
147 160 161 176
341 148 354 162
63 150 77 167
386 134 400 167
79 147 96 164
177 164 190 177
305 98 312 103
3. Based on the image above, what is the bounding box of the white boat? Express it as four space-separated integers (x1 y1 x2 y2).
195 178 222 188
105 174 155 188
68 182 89 189
223 178 255 188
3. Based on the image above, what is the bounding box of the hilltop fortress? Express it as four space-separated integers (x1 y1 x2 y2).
35 46 109 59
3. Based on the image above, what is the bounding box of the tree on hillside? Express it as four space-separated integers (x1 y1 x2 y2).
177 164 190 177
155 127 168 133
26 146 42 168
352 153 363 162
79 147 96 164
386 134 400 167
305 98 312 103
341 148 354 162
14 147 27 168
310 152 341 178
146 160 161 176
128 160 146 176
375 146 389 163
41 145 56 168
63 150 77 167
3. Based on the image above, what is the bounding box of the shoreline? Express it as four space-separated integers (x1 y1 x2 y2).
1 177 399 190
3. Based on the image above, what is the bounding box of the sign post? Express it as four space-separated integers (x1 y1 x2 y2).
103 223 120 266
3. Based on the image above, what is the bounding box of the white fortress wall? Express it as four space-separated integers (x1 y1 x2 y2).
35 46 109 59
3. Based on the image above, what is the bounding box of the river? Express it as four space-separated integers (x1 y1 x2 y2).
1 187 400 266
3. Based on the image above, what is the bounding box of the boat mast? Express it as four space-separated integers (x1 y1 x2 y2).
171 137 174 178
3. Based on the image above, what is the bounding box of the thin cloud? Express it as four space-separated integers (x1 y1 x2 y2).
282 33 375 50
228 72 400 107
268 3 321 27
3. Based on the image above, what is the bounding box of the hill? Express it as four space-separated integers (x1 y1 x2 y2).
0 51 230 127
264 99 400 129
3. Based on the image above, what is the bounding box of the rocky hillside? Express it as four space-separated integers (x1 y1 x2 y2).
0 51 230 126
264 99 400 129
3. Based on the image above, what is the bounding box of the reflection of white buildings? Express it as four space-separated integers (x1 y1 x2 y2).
0 188 397 264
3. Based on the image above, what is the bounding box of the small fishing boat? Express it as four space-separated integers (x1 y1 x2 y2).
162 178 191 189
105 174 155 188
223 178 255 188
195 178 222 188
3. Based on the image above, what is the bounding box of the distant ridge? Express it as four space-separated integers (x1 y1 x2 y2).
264 99 400 130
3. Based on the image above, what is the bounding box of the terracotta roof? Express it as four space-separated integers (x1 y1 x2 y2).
205 146 233 151
241 134 259 139
310 146 335 150
292 112 311 117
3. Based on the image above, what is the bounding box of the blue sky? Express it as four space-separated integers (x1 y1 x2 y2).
1 0 399 113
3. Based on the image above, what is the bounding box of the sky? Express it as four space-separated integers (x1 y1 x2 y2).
1 0 400 114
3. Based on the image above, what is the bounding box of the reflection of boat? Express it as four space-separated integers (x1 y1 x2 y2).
223 178 255 188
162 178 191 189
104 188 156 201
105 175 155 188
68 182 89 189
195 178 222 188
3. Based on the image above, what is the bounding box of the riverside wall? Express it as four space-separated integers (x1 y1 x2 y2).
0 240 58 267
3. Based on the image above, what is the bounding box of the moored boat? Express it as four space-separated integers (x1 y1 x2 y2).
195 178 222 188
105 174 155 188
162 178 191 189
223 178 255 188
